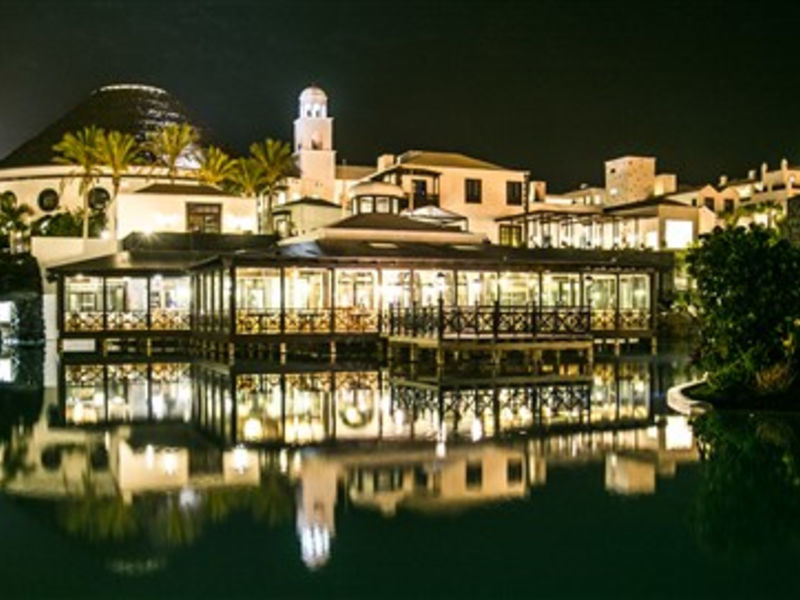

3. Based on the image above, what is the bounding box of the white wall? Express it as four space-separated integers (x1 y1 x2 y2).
116 192 257 238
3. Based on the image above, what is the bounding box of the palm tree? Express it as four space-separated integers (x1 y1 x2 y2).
249 139 298 234
198 146 235 187
145 123 199 180
53 126 104 242
95 130 141 238
229 156 266 201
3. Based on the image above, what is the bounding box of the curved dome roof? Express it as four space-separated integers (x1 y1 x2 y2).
349 180 405 198
0 84 218 168
299 85 327 104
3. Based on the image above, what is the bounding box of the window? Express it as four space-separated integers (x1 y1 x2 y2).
704 197 715 211
724 199 735 213
507 459 523 484
506 181 523 206
664 220 694 249
38 188 60 212
186 203 222 233
465 178 482 203
465 461 483 489
88 187 110 210
499 224 523 247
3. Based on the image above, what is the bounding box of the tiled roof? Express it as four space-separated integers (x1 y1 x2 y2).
135 183 230 196
396 150 508 171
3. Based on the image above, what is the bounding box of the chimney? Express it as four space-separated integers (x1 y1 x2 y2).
377 154 395 171
718 174 728 187
747 169 756 180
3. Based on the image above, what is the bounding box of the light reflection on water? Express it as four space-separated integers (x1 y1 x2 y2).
2 343 799 598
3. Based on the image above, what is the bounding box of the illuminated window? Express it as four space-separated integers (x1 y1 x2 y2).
499 224 523 247
664 220 694 249
186 203 221 233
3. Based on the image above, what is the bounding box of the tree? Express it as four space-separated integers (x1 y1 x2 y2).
95 130 141 238
249 139 298 234
53 126 104 242
0 192 34 252
228 157 266 201
198 146 235 187
145 123 199 180
687 224 800 400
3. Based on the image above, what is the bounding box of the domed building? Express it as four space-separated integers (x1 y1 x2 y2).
0 83 214 168
0 83 257 243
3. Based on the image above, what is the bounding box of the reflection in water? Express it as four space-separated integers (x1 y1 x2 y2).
15 343 792 582
692 411 800 558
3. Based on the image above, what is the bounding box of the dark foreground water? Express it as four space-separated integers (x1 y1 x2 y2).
1 345 800 599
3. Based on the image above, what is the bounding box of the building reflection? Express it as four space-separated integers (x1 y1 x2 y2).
3 352 698 571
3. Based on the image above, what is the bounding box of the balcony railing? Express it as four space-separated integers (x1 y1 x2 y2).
64 309 190 333
235 307 380 335
387 302 592 340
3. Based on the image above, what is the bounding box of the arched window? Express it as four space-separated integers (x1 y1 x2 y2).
37 188 60 212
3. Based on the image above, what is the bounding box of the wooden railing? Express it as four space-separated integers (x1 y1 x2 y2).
386 302 592 340
235 307 380 335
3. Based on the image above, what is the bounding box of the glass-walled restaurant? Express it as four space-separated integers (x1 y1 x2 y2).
61 274 191 334
194 261 656 338
55 255 663 340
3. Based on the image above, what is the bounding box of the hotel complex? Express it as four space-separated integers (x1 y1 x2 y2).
0 82 796 446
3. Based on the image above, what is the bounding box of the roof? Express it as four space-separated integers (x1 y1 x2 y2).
134 183 231 196
396 150 509 171
121 231 279 252
224 239 675 272
0 84 218 168
327 213 459 232
273 197 340 211
335 164 374 180
404 205 467 220
603 196 688 213
47 250 213 276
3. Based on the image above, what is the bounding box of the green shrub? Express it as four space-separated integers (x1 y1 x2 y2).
687 225 800 402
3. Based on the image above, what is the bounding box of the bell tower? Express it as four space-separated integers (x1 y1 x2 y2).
293 85 336 200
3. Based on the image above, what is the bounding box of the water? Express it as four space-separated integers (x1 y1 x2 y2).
2 344 800 599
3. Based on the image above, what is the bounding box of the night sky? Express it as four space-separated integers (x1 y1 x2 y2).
2 0 799 190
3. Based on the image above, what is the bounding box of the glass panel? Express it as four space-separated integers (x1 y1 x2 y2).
415 270 455 306
381 269 413 309
456 271 498 305
236 268 281 310
498 272 537 306
620 274 650 310
285 268 329 309
542 273 580 307
106 277 148 330
150 276 190 330
335 269 377 309
585 274 617 310
64 276 103 331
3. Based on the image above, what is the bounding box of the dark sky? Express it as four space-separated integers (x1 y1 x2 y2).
2 0 799 190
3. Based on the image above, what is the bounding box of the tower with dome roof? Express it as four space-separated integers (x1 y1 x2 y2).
292 85 336 201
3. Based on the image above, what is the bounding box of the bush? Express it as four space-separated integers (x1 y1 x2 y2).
687 225 800 402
